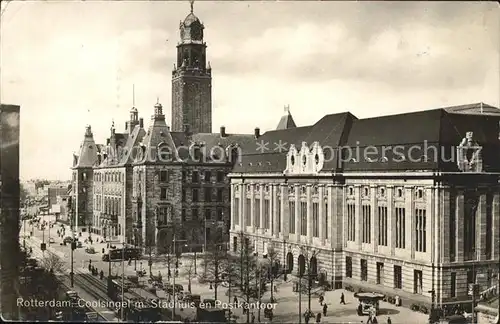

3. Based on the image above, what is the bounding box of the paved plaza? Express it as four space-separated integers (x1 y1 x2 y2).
26 218 429 323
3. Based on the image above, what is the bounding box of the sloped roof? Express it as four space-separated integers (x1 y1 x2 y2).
442 102 500 116
75 126 99 168
276 111 297 130
233 112 355 173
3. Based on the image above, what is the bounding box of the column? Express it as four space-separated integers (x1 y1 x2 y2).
250 184 255 232
492 191 500 260
456 190 464 262
336 184 343 249
281 184 287 239
426 187 434 256
387 186 395 256
307 184 312 244
476 192 487 260
239 184 245 230
371 185 378 253
231 184 236 230
405 186 414 259
318 185 325 244
272 185 278 238
441 187 451 264
259 184 264 234
355 185 361 249
295 185 300 243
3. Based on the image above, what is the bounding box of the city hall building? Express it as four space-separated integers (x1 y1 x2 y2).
70 6 255 252
229 103 500 306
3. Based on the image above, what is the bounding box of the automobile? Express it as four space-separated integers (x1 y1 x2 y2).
174 284 184 292
184 293 201 307
48 238 55 243
85 247 96 254
63 237 73 244
76 241 82 248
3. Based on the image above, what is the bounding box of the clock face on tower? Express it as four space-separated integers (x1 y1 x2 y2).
191 27 202 40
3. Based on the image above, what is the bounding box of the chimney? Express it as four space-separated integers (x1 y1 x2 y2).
139 118 144 128
106 138 110 145
183 124 191 135
254 127 260 138
125 122 128 131
220 126 226 137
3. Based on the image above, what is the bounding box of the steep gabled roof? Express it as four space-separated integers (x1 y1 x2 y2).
74 126 99 168
116 125 146 166
276 107 297 130
442 102 500 116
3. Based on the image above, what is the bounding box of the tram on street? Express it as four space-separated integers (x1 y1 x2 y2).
102 247 142 261
354 292 385 316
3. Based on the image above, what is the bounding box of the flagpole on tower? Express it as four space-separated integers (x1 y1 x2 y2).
190 0 194 13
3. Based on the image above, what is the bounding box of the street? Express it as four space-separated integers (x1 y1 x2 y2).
24 216 429 323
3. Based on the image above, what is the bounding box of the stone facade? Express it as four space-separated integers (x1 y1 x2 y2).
229 108 500 308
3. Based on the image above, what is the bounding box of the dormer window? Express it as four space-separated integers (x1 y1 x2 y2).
302 155 307 166
291 155 295 166
315 154 319 165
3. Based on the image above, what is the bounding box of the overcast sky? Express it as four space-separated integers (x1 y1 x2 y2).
1 1 498 180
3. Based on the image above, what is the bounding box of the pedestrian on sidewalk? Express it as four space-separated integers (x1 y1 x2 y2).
316 312 322 323
322 303 328 317
319 295 324 305
251 312 255 324
340 292 346 305
386 317 392 324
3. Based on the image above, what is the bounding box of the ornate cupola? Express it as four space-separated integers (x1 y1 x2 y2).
171 0 212 134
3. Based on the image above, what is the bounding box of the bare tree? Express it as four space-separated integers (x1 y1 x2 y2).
265 246 285 302
181 256 196 293
200 243 230 300
40 252 66 274
294 247 324 322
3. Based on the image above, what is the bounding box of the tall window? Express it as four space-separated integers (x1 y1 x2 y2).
486 193 493 259
205 208 211 220
192 189 199 202
216 171 224 182
204 188 212 202
159 170 169 182
204 171 211 182
160 188 167 199
414 270 423 294
234 197 239 225
378 206 388 246
192 207 198 220
312 202 319 237
464 192 478 260
217 189 223 202
300 201 307 236
191 171 199 183
394 265 402 289
450 192 456 261
324 200 328 239
360 259 368 281
362 205 371 243
345 256 352 278
450 272 456 297
254 198 261 228
395 207 406 248
277 198 281 233
216 207 223 221
415 208 427 252
264 199 270 229
347 204 355 241
245 198 251 226
289 201 296 234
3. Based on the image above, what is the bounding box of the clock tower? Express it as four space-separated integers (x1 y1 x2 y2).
171 3 212 133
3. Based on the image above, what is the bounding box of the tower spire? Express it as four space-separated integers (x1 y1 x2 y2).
132 84 135 106
190 0 194 13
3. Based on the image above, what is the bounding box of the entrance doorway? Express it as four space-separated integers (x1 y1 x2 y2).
286 252 294 273
298 254 306 277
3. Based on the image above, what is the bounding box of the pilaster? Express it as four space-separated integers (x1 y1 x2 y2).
426 187 434 257
318 185 325 244
329 184 335 249
405 186 414 259
476 192 487 260
371 185 378 253
492 191 500 260
281 184 288 239
456 190 464 262
387 185 395 256
231 184 236 230
259 184 264 233
307 184 312 244
240 183 245 230
272 185 279 238
295 185 300 243
250 184 255 232
441 188 450 264
355 185 361 249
